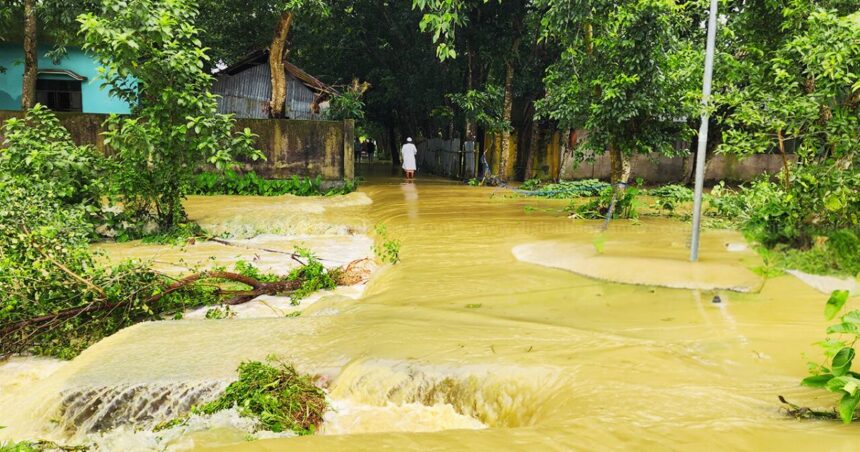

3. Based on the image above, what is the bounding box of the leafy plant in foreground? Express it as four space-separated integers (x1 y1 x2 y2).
372 224 401 264
165 359 327 435
800 290 860 423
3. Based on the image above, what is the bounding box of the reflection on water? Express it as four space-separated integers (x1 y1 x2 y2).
400 181 419 219
1 168 858 450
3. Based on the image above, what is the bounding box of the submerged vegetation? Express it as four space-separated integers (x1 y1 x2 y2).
190 171 358 197
519 179 610 199
372 224 402 265
157 358 328 435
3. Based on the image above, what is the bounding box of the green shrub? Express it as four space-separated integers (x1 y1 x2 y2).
647 184 693 214
0 104 107 213
520 178 545 191
189 171 357 197
287 248 337 303
828 230 860 276
194 359 327 435
522 179 611 199
571 186 640 220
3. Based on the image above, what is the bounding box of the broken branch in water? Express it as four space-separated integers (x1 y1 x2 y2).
778 395 844 420
1 259 372 359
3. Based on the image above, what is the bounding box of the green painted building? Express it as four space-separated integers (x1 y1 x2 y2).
0 43 131 114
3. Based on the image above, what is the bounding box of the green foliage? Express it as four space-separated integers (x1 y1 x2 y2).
571 186 640 220
288 248 336 303
535 0 696 162
372 224 401 264
719 8 859 164
647 184 693 214
0 105 107 211
234 260 280 284
801 291 860 424
706 168 860 275
708 167 860 249
140 222 208 246
194 359 327 435
205 305 236 320
522 179 610 199
78 0 262 230
520 178 544 191
0 186 220 359
190 171 356 197
448 85 511 134
828 231 860 276
325 79 369 121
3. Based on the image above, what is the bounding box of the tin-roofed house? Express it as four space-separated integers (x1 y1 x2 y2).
0 43 132 114
212 50 336 120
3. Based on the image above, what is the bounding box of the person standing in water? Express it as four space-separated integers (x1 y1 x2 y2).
401 137 418 180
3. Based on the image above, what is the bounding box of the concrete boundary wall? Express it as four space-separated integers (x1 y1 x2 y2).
567 152 795 183
485 130 794 183
0 110 355 182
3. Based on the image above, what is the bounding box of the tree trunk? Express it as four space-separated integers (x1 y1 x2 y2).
464 48 477 142
557 129 574 180
498 60 516 181
21 0 37 110
390 126 401 168
777 129 792 190
608 144 631 185
523 121 540 180
268 11 294 118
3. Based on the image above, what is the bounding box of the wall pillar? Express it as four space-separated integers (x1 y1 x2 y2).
343 119 355 180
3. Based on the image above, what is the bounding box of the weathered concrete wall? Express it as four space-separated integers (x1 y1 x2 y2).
485 129 795 183
0 110 354 181
568 151 795 183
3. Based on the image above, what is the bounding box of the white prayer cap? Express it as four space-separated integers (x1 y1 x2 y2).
407 137 413 142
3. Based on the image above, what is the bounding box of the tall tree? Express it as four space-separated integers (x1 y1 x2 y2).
535 0 697 184
20 0 36 109
79 0 260 229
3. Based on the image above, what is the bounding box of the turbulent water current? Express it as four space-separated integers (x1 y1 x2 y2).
1 168 859 450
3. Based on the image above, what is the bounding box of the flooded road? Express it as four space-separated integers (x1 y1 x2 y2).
2 170 858 450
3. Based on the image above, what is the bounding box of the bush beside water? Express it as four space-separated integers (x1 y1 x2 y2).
190 171 358 197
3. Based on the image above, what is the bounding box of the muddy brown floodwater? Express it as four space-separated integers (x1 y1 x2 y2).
2 170 859 450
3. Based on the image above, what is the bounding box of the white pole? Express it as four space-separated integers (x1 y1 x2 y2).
690 0 719 262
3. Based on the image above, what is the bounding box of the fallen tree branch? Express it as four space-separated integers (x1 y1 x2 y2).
0 271 266 338
1 259 372 358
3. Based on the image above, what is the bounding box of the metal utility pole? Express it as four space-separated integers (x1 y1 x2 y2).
690 0 719 262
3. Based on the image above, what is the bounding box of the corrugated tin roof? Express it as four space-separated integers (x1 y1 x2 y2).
217 49 337 96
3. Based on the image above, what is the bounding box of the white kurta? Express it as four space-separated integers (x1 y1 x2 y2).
401 143 418 171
